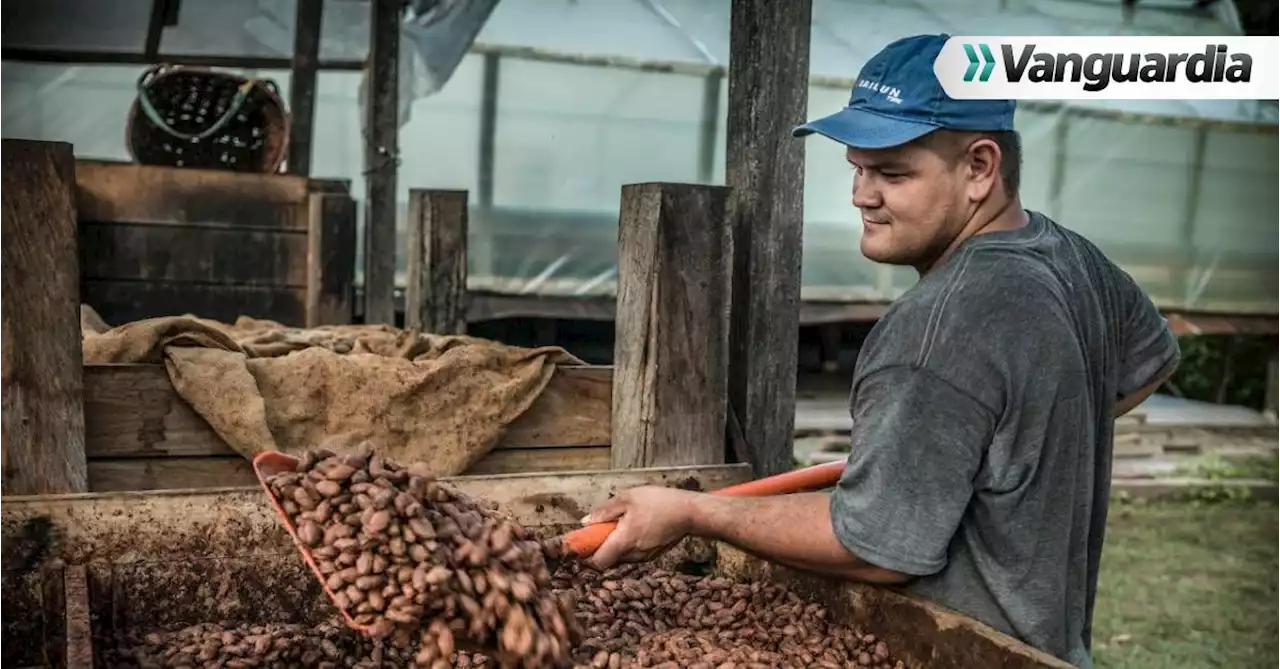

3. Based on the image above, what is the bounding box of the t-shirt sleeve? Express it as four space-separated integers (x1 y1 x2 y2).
829 365 993 577
1115 268 1181 397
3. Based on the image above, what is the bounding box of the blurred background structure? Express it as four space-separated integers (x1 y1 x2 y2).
4 0 1277 363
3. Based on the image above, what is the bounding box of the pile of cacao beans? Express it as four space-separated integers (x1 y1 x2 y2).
104 449 904 669
264 449 578 669
102 619 415 668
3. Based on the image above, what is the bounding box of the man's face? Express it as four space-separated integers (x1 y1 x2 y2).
846 136 971 271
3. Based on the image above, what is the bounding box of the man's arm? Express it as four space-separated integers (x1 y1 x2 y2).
1112 267 1181 418
1113 371 1174 418
584 365 991 583
684 492 911 584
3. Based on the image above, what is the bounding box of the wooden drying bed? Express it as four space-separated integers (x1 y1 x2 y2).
1 464 1070 669
81 363 613 492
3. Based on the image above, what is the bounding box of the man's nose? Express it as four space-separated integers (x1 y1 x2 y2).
852 174 879 209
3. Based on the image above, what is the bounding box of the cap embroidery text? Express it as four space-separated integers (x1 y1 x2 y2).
857 79 904 104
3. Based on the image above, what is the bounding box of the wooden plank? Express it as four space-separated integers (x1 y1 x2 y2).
464 446 609 476
504 364 612 446
74 160 309 229
1 139 88 494
0 464 753 566
612 182 730 469
63 566 93 669
287 0 323 176
82 280 307 327
83 363 612 458
725 0 811 476
361 0 402 325
86 445 611 492
305 193 357 326
79 221 309 286
405 189 469 335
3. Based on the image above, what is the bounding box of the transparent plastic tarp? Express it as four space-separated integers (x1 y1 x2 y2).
3 0 1276 316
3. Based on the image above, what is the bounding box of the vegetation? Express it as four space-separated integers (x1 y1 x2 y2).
1093 498 1278 669
1168 334 1276 411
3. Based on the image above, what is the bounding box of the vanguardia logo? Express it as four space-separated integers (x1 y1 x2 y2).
934 37 1277 101
999 44 1252 91
963 43 996 82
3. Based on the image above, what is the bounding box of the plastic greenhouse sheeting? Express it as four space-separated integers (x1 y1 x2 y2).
2 0 1276 316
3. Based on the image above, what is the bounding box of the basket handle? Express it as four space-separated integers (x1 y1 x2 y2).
135 67 261 143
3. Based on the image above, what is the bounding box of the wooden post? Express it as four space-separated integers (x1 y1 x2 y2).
611 182 731 469
1 139 88 494
404 189 469 335
288 0 324 176
306 192 358 326
362 0 402 325
725 0 811 477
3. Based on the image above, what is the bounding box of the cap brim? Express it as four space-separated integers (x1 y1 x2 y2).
792 107 939 150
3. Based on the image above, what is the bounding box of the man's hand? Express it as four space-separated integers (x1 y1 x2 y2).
581 486 699 570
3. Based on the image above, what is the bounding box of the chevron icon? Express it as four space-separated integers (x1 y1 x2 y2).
963 43 996 82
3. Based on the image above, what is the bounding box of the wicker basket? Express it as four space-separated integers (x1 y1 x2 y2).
126 64 291 173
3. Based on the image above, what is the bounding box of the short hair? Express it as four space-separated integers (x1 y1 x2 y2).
923 129 1022 197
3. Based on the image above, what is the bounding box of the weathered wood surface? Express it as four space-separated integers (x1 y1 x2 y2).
74 160 309 229
64 566 93 669
73 159 350 328
306 192 358 326
405 189 469 335
79 221 309 286
725 0 811 477
82 363 611 455
1 465 753 565
718 547 1072 669
85 446 613 492
1 139 88 495
361 0 402 325
81 280 308 328
611 182 731 470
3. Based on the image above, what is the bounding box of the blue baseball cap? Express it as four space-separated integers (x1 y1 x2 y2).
793 34 1015 149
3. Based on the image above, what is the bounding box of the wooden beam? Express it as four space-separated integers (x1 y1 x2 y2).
1 139 88 494
611 182 731 469
64 566 94 669
84 446 613 492
404 189 469 334
361 0 402 325
725 0 811 477
74 160 310 229
306 192 358 326
82 364 612 458
288 0 324 176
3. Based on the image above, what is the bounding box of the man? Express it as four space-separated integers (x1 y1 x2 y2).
579 33 1181 668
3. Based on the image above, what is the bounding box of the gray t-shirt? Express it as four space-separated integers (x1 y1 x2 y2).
830 210 1180 668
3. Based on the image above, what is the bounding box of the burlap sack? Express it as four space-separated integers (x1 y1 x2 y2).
82 309 584 476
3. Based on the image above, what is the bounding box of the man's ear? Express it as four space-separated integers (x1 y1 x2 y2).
964 137 1002 202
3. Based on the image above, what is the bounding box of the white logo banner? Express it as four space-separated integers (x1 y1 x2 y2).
933 36 1280 100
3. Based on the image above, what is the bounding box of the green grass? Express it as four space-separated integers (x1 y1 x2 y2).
1092 498 1278 669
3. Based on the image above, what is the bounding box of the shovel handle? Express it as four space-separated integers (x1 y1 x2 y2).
559 460 847 559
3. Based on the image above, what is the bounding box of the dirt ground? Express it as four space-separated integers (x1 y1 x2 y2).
1092 497 1278 669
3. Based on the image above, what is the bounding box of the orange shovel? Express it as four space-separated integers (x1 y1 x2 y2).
555 460 847 561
